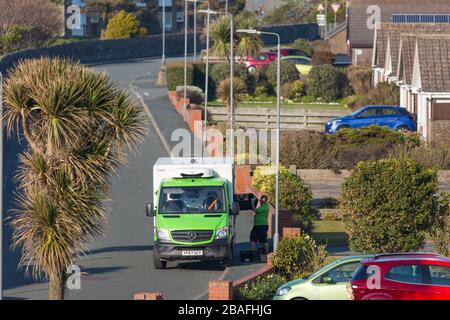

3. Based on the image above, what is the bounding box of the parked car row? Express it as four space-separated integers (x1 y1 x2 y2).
274 253 450 300
241 47 312 76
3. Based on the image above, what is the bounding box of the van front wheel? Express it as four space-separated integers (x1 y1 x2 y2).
220 245 234 268
153 250 167 269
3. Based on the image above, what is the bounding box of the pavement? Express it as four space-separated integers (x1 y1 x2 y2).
2 57 263 300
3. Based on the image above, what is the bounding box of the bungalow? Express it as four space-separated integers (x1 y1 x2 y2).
345 0 450 66
407 35 450 144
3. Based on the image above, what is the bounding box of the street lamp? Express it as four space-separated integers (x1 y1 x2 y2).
161 0 166 65
199 9 234 157
237 29 281 252
0 71 4 300
183 0 189 120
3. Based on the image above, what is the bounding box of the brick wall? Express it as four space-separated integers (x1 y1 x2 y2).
235 165 252 194
429 120 450 147
134 292 164 300
328 28 348 54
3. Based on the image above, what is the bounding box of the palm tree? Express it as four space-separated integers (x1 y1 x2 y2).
209 15 232 61
216 77 246 117
235 12 262 59
2 57 147 300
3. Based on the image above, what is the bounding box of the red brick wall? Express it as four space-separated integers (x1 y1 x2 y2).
209 281 233 300
134 292 164 300
235 165 252 194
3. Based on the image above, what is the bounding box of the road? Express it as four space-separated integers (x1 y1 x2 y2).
2 57 263 300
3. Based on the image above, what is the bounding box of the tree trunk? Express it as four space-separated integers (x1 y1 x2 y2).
48 272 65 300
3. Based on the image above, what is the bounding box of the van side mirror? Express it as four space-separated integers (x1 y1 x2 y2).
232 201 240 216
146 203 154 217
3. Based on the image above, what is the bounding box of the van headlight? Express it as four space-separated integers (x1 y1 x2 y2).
215 227 228 239
276 286 291 296
157 228 170 240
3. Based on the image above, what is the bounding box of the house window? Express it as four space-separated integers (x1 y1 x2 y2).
159 11 172 30
176 11 184 23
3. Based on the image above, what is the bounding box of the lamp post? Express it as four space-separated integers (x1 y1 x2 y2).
199 9 234 157
196 2 211 137
162 0 166 65
0 71 3 300
237 29 281 252
183 0 189 120
193 0 197 63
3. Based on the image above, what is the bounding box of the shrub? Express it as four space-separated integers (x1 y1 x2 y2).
166 62 194 91
389 142 450 170
350 82 400 110
340 158 439 253
346 67 373 96
280 131 337 169
311 50 335 65
292 39 313 56
320 209 342 221
175 85 204 104
307 65 341 102
210 63 248 89
103 10 144 39
252 165 314 231
430 193 450 257
267 60 299 89
271 235 327 279
238 273 287 300
333 125 420 146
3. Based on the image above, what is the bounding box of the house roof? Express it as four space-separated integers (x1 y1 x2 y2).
347 0 450 47
398 35 417 85
416 35 450 92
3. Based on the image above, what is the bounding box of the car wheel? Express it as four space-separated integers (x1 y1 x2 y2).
337 125 350 131
396 125 410 132
292 297 307 300
153 250 167 269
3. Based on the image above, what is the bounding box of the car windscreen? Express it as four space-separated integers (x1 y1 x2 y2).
159 186 226 214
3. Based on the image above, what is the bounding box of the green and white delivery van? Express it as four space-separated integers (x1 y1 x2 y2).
147 157 239 269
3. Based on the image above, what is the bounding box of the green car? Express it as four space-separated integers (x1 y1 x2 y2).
273 255 372 300
282 55 312 76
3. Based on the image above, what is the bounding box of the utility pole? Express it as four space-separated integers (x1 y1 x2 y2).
0 71 4 300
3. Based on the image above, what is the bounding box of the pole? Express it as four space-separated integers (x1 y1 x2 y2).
161 0 166 65
274 35 280 252
184 0 188 121
225 0 228 13
0 71 3 300
204 7 210 138
324 0 328 40
229 14 234 158
193 1 197 63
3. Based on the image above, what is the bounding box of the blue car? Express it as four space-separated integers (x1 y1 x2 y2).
325 106 417 134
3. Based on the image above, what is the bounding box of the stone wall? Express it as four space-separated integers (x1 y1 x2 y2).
0 23 319 75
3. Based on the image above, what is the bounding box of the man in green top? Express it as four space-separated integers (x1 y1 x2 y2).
250 195 270 254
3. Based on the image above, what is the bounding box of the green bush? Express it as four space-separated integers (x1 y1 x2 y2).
210 63 248 88
292 39 313 56
252 165 314 231
271 235 327 279
311 50 335 65
238 273 287 300
307 65 341 102
166 62 194 91
340 158 439 253
103 10 145 39
267 60 300 89
333 125 421 146
430 193 450 257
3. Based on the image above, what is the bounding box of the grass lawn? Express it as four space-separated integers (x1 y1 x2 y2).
207 100 350 113
312 220 349 246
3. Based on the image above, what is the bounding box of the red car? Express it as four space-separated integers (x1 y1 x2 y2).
348 253 450 300
242 52 276 73
269 47 305 57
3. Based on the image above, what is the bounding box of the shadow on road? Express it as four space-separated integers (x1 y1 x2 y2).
87 245 153 255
